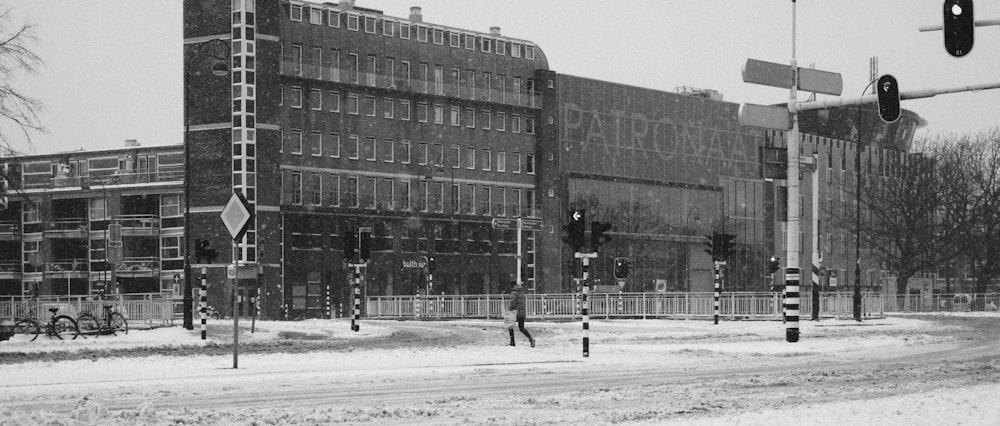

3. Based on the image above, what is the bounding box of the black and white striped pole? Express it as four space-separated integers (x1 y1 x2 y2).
713 261 723 325
199 267 207 340
576 252 598 357
786 268 800 342
351 263 362 332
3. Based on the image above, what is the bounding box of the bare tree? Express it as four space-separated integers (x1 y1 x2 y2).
0 6 42 150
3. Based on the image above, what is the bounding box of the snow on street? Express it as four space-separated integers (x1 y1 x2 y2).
1 313 999 425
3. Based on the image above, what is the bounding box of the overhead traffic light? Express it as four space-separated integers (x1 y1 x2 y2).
562 209 586 252
768 256 780 274
943 0 974 57
428 256 436 273
704 231 737 262
876 74 900 123
194 239 219 263
614 257 631 279
591 221 612 252
343 230 357 261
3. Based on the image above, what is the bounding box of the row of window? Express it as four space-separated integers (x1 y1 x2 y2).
284 131 536 173
17 237 184 265
289 3 537 60
287 171 539 218
18 196 182 224
284 87 537 133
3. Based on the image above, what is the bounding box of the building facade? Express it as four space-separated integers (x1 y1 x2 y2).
0 0 926 319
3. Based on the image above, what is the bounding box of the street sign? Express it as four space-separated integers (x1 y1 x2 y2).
221 190 254 242
521 218 544 231
739 103 791 130
742 58 843 95
491 218 517 229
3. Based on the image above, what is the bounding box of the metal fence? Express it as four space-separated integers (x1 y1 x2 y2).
0 294 176 325
367 292 889 320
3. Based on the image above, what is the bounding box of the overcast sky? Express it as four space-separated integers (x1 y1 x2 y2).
6 0 1000 155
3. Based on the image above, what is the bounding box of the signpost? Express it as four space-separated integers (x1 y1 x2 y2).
220 190 253 369
492 217 543 290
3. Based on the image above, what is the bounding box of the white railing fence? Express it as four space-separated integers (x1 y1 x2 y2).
0 294 176 325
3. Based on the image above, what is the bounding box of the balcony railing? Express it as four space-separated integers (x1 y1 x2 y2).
280 58 542 109
0 261 19 273
118 215 160 234
44 219 88 235
24 170 184 191
0 221 19 234
116 258 160 273
45 260 88 273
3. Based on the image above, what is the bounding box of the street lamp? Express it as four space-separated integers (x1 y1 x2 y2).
854 78 879 322
183 38 229 330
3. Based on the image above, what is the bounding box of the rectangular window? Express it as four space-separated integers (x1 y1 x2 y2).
512 151 521 173
290 87 303 108
347 93 359 114
328 91 341 112
433 104 444 124
526 45 535 60
365 55 376 86
526 154 535 174
329 133 341 158
466 183 476 214
161 236 180 260
328 10 340 27
309 7 323 24
348 53 358 83
417 142 428 165
466 147 475 170
289 129 303 154
399 100 411 120
399 23 410 39
161 194 181 217
364 16 376 33
433 66 443 95
497 151 506 172
364 177 376 209
400 180 411 211
347 13 359 31
348 135 359 159
400 61 411 87
496 112 506 131
346 175 359 207
290 171 303 205
417 102 428 123
383 139 394 163
449 106 460 127
383 98 394 118
328 174 340 206
465 33 475 50
432 143 444 166
310 132 322 156
481 148 492 171
400 140 411 164
496 39 506 55
480 110 491 130
512 114 521 133
418 181 428 211
433 28 444 45
309 173 322 205
310 89 322 110
465 108 476 128
452 183 461 213
329 49 340 81
511 42 521 58
433 182 444 213
526 117 535 134
417 25 428 42
384 57 395 87
478 186 491 215
364 136 377 161
450 145 461 169
89 198 106 220
449 31 460 47
382 18 394 36
481 37 492 53
381 178 395 210
290 4 302 21
467 70 476 98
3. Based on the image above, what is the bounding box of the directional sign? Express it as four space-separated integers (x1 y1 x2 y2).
221 190 254 242
743 58 843 96
520 218 544 231
491 218 517 229
739 103 791 130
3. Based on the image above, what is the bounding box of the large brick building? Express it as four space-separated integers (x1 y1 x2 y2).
0 0 925 320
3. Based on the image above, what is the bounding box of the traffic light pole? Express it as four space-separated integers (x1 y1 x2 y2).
575 252 598 358
784 0 802 344
350 262 364 332
713 261 724 325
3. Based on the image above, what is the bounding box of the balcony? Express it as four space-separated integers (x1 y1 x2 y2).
24 170 184 191
45 260 88 275
115 257 160 276
0 221 19 241
0 261 19 279
118 215 160 237
280 58 542 109
44 219 89 238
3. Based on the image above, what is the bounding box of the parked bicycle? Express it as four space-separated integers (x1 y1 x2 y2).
13 307 81 342
77 305 128 337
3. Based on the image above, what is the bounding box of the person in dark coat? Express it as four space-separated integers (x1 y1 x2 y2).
508 281 534 347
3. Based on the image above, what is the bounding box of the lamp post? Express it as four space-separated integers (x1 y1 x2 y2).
83 174 113 297
854 78 878 322
183 39 229 330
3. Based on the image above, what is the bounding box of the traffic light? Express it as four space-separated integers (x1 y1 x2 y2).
562 209 586 252
768 256 780 274
195 239 219 263
359 229 371 262
343 230 357 261
943 0 974 57
614 257 630 279
876 74 900 123
428 256 436 273
704 232 737 262
591 221 612 252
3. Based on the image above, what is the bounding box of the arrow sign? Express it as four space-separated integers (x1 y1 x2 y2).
743 58 843 96
520 218 544 231
221 190 254 242
492 218 517 229
572 211 582 221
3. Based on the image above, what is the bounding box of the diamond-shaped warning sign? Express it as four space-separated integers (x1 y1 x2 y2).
221 190 254 242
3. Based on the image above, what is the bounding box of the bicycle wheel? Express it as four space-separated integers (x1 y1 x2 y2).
109 312 128 335
51 315 81 340
76 312 100 335
13 319 40 342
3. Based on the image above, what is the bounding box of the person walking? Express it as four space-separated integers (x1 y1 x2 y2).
508 281 534 347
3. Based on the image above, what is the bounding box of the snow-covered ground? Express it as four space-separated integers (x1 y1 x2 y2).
1 313 998 425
